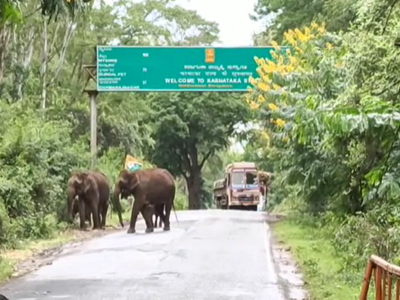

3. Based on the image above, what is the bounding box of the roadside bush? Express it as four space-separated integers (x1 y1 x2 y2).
0 103 89 248
333 204 400 270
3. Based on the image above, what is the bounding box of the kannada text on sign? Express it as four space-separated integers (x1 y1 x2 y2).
96 46 284 92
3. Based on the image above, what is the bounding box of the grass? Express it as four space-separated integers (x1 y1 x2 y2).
271 217 361 300
0 209 132 283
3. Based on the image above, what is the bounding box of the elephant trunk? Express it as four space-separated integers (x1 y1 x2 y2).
66 186 75 223
113 184 124 228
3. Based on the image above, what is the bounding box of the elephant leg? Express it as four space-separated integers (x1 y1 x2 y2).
78 200 87 230
90 200 101 230
72 201 79 221
128 201 141 234
85 203 91 226
163 201 172 231
158 213 163 227
147 205 155 228
154 204 164 228
154 214 158 228
141 205 154 233
101 202 108 229
156 205 166 228
98 205 103 229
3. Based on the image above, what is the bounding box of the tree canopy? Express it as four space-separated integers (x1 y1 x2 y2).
251 0 358 43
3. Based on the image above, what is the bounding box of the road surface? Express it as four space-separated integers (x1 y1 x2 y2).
1 210 285 300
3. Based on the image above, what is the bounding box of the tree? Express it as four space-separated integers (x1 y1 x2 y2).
0 0 90 24
145 92 251 209
250 0 358 43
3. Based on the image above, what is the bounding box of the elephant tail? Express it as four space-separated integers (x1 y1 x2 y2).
108 198 113 220
172 202 179 223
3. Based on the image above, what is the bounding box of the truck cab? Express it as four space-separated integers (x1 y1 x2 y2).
213 162 261 211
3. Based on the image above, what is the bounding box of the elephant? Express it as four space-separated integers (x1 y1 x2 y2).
113 168 176 234
66 170 110 230
148 203 164 228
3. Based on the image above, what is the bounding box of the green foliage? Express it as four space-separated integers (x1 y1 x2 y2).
251 0 358 43
247 0 400 294
272 216 361 300
0 102 89 247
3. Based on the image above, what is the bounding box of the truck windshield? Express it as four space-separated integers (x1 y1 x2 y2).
231 172 245 185
231 170 259 185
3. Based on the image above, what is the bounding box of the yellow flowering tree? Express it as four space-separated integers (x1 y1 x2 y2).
246 22 341 146
245 19 400 219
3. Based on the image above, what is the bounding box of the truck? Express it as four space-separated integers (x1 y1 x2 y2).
213 161 262 211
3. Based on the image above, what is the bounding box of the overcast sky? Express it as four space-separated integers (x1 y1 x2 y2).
178 0 263 46
101 0 263 46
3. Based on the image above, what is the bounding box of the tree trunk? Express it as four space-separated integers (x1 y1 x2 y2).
186 166 202 210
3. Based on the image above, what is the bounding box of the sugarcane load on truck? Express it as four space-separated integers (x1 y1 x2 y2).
258 171 271 197
212 162 262 211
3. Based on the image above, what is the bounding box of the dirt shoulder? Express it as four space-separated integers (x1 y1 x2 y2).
265 213 308 300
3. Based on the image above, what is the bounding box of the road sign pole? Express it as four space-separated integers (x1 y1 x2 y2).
88 90 98 169
83 55 99 170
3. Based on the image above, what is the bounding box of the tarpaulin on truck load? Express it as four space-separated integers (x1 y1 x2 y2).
124 154 143 172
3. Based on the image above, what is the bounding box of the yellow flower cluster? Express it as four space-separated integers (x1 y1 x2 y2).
245 22 327 113
283 22 325 53
271 118 285 128
268 103 278 111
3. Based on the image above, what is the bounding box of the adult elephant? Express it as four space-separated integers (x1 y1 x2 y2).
113 168 175 234
66 170 110 230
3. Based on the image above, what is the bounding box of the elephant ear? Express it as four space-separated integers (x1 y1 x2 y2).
119 170 140 190
130 172 141 190
119 170 131 186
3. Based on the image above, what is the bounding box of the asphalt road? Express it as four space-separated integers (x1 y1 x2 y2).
1 210 285 300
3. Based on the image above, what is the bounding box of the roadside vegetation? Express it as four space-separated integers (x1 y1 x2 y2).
245 0 400 298
0 0 249 282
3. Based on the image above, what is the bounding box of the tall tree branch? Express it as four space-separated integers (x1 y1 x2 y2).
199 149 213 170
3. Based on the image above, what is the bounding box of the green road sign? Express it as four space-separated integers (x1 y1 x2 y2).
96 46 287 92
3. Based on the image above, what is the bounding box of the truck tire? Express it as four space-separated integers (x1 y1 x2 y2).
250 205 257 211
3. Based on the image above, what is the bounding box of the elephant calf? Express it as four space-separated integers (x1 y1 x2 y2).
148 204 164 228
